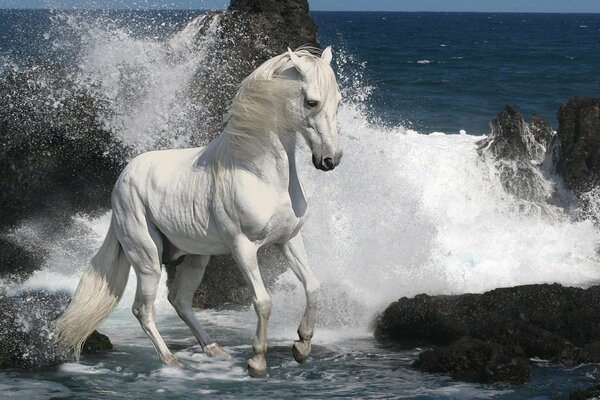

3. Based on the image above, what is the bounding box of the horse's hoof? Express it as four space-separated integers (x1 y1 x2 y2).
204 342 231 360
163 354 183 368
247 358 267 378
292 340 311 364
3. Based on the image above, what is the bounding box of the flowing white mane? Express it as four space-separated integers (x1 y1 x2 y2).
208 46 339 183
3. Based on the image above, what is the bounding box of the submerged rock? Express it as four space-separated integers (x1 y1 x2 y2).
415 336 530 384
375 284 600 383
81 330 112 354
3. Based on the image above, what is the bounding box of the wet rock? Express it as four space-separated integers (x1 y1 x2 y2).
477 106 559 206
0 63 127 231
415 336 530 384
375 284 600 383
169 246 288 309
82 330 112 354
0 238 45 281
187 0 319 139
569 385 600 400
0 290 68 368
557 98 600 195
0 289 112 368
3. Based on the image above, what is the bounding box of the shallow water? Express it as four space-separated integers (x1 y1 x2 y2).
4 306 599 400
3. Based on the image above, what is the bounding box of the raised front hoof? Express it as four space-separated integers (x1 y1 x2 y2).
162 354 183 368
247 358 267 378
204 342 231 360
292 340 311 364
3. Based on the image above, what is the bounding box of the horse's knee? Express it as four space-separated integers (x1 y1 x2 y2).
253 296 272 319
307 281 321 304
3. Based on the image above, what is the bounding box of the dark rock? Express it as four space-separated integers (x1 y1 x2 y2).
375 284 600 383
82 330 112 354
0 237 45 281
570 385 600 400
415 336 530 384
0 289 112 368
186 0 319 139
168 246 288 309
0 290 68 368
557 98 600 195
477 106 559 205
0 62 127 231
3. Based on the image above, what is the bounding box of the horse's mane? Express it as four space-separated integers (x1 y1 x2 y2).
207 46 337 186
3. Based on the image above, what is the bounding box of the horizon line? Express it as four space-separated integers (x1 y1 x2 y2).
0 7 599 14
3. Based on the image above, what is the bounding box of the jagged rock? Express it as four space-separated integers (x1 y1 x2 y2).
557 98 600 195
477 106 558 205
187 0 319 139
375 284 600 383
415 336 530 384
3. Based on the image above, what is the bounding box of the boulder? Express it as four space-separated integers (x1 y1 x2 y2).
415 336 530 384
557 98 600 195
375 284 600 383
477 106 558 205
0 237 45 281
0 290 112 369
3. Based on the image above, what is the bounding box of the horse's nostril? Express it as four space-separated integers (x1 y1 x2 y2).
323 157 334 169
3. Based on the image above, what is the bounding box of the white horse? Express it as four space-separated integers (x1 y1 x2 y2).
54 46 342 377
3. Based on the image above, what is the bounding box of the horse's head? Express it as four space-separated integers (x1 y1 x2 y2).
286 47 342 172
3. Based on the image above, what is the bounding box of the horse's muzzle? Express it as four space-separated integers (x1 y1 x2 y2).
312 154 341 171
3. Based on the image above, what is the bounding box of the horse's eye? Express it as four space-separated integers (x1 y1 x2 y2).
306 100 319 108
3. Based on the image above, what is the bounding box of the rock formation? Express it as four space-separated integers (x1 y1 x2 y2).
375 284 600 383
557 98 600 195
477 106 559 206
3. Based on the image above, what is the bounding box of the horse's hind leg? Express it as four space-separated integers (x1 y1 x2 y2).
276 234 320 364
115 219 180 367
167 255 229 359
231 237 271 378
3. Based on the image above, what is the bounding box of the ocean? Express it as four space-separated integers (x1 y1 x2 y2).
1 9 600 399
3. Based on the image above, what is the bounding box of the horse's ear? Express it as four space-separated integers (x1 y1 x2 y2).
321 46 332 65
288 47 306 75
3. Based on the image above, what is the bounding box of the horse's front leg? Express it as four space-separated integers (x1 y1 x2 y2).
276 233 321 363
231 237 271 378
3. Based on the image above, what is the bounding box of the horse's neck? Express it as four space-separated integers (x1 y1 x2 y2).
238 129 295 180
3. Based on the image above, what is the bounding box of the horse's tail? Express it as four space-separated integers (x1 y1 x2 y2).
54 218 130 360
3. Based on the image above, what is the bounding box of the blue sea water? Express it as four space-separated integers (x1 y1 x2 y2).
313 11 600 133
2 8 600 400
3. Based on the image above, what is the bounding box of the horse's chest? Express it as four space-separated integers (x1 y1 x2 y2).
237 195 306 245
262 206 306 243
